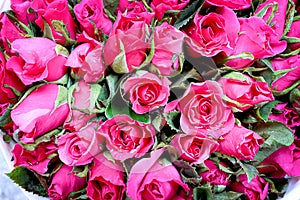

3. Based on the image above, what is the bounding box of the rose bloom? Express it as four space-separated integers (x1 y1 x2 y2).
58 123 104 166
98 114 156 161
127 149 190 200
231 174 269 200
205 0 252 10
150 0 190 20
166 81 235 139
152 22 185 76
12 142 57 174
218 73 274 111
171 133 219 164
184 6 239 57
74 0 112 37
219 125 264 160
124 1 154 24
48 165 86 200
123 71 171 114
200 160 230 186
87 154 126 200
6 38 68 85
10 0 36 25
11 84 69 143
287 20 300 51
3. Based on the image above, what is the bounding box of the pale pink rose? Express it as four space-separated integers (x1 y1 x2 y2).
171 133 219 164
150 0 190 20
184 6 239 57
205 0 252 10
152 22 185 76
219 125 264 160
218 73 274 111
166 81 235 139
6 38 68 85
11 84 70 143
123 71 171 114
127 149 190 200
74 0 112 37
58 123 104 166
98 114 156 161
12 142 57 174
200 160 230 186
87 154 126 200
48 165 86 200
231 174 269 200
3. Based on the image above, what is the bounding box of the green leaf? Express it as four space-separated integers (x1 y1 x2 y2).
193 187 213 200
253 121 294 146
52 85 68 114
259 58 274 72
237 160 259 182
254 142 281 163
224 52 254 62
6 167 48 197
0 106 12 126
283 0 296 36
273 80 300 96
152 113 163 132
222 72 249 81
111 40 129 74
55 44 69 57
43 18 55 41
73 165 89 178
174 0 205 29
103 0 120 16
282 36 300 43
257 100 282 122
163 111 181 132
213 191 243 200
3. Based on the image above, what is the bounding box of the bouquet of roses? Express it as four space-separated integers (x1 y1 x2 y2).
0 0 300 199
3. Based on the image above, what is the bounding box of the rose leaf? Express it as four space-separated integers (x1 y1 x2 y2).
256 100 282 122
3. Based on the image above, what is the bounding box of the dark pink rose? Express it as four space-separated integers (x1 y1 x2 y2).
270 55 300 93
226 16 287 69
87 154 126 200
255 0 287 38
127 149 190 200
0 51 25 104
12 142 57 174
219 125 264 160
10 0 36 25
11 84 69 143
103 13 149 73
117 0 130 12
48 165 86 200
200 160 230 186
33 0 76 45
64 80 97 132
150 0 190 20
184 6 239 57
231 174 269 200
205 0 252 10
152 22 185 76
259 139 300 178
123 71 171 114
166 81 235 139
74 0 112 37
171 133 219 164
124 1 155 24
98 114 156 161
218 73 274 111
6 38 68 85
58 123 104 166
287 20 300 51
268 103 300 133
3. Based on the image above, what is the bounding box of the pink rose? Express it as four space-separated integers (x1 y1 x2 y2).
259 139 300 178
65 43 105 82
200 160 230 186
58 123 104 166
127 149 190 200
219 125 264 160
64 80 97 132
218 73 274 111
10 0 36 25
287 20 300 51
0 51 25 104
184 6 239 57
11 84 70 143
33 0 76 45
205 0 252 10
152 22 185 76
87 154 126 200
74 0 112 37
48 165 86 200
98 114 156 161
123 71 171 114
150 0 190 20
12 142 57 174
170 133 219 164
166 81 235 139
231 174 269 200
124 1 155 24
6 38 68 85
226 16 287 69
117 0 130 12
103 13 149 73
270 55 300 93
268 103 300 133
